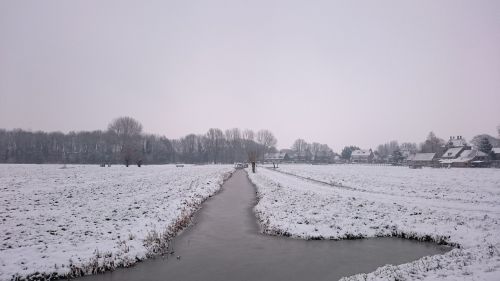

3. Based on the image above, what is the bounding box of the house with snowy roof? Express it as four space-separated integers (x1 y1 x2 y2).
441 147 467 159
264 152 289 163
437 135 490 167
350 149 374 163
439 149 489 168
286 150 312 162
407 153 437 167
492 148 500 159
438 135 471 159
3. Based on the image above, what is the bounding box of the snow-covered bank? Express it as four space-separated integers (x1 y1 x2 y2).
248 165 500 280
0 164 233 280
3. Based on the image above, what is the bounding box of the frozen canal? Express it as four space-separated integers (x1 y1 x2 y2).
81 170 449 281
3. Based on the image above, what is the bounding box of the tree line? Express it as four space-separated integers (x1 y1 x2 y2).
0 117 277 165
2 118 498 165
287 138 334 159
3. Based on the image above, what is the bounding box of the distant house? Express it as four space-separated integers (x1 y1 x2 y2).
437 136 471 159
492 148 500 167
439 137 488 167
350 149 374 163
407 153 436 167
439 149 489 168
264 152 289 163
441 147 467 159
492 148 500 159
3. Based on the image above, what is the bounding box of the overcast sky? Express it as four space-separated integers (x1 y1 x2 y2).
1 0 499 150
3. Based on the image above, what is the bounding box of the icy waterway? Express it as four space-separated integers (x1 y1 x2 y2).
80 170 449 281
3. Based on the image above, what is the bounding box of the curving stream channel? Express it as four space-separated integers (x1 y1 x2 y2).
81 170 450 281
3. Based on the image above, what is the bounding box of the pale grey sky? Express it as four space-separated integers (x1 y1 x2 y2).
1 0 499 150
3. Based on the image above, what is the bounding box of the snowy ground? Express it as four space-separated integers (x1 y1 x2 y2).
248 164 500 280
0 164 233 281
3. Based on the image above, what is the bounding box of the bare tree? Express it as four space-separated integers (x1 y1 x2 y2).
400 142 417 153
241 129 257 162
180 134 198 163
376 140 399 159
108 117 143 166
225 128 241 141
225 128 244 162
242 129 255 142
257 129 277 148
256 129 277 158
420 132 444 153
142 134 175 164
291 139 308 153
108 117 143 138
0 129 8 162
318 144 333 155
310 142 321 158
309 142 333 162
206 128 224 164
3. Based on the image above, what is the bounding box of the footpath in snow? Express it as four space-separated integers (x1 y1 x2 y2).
0 164 233 281
248 165 500 281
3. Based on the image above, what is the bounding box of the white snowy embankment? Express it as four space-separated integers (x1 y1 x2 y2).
247 165 500 280
0 164 233 281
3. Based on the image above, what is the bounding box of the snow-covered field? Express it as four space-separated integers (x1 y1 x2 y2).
248 164 500 280
0 164 233 281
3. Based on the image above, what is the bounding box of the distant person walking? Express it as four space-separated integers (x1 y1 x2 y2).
248 151 257 173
